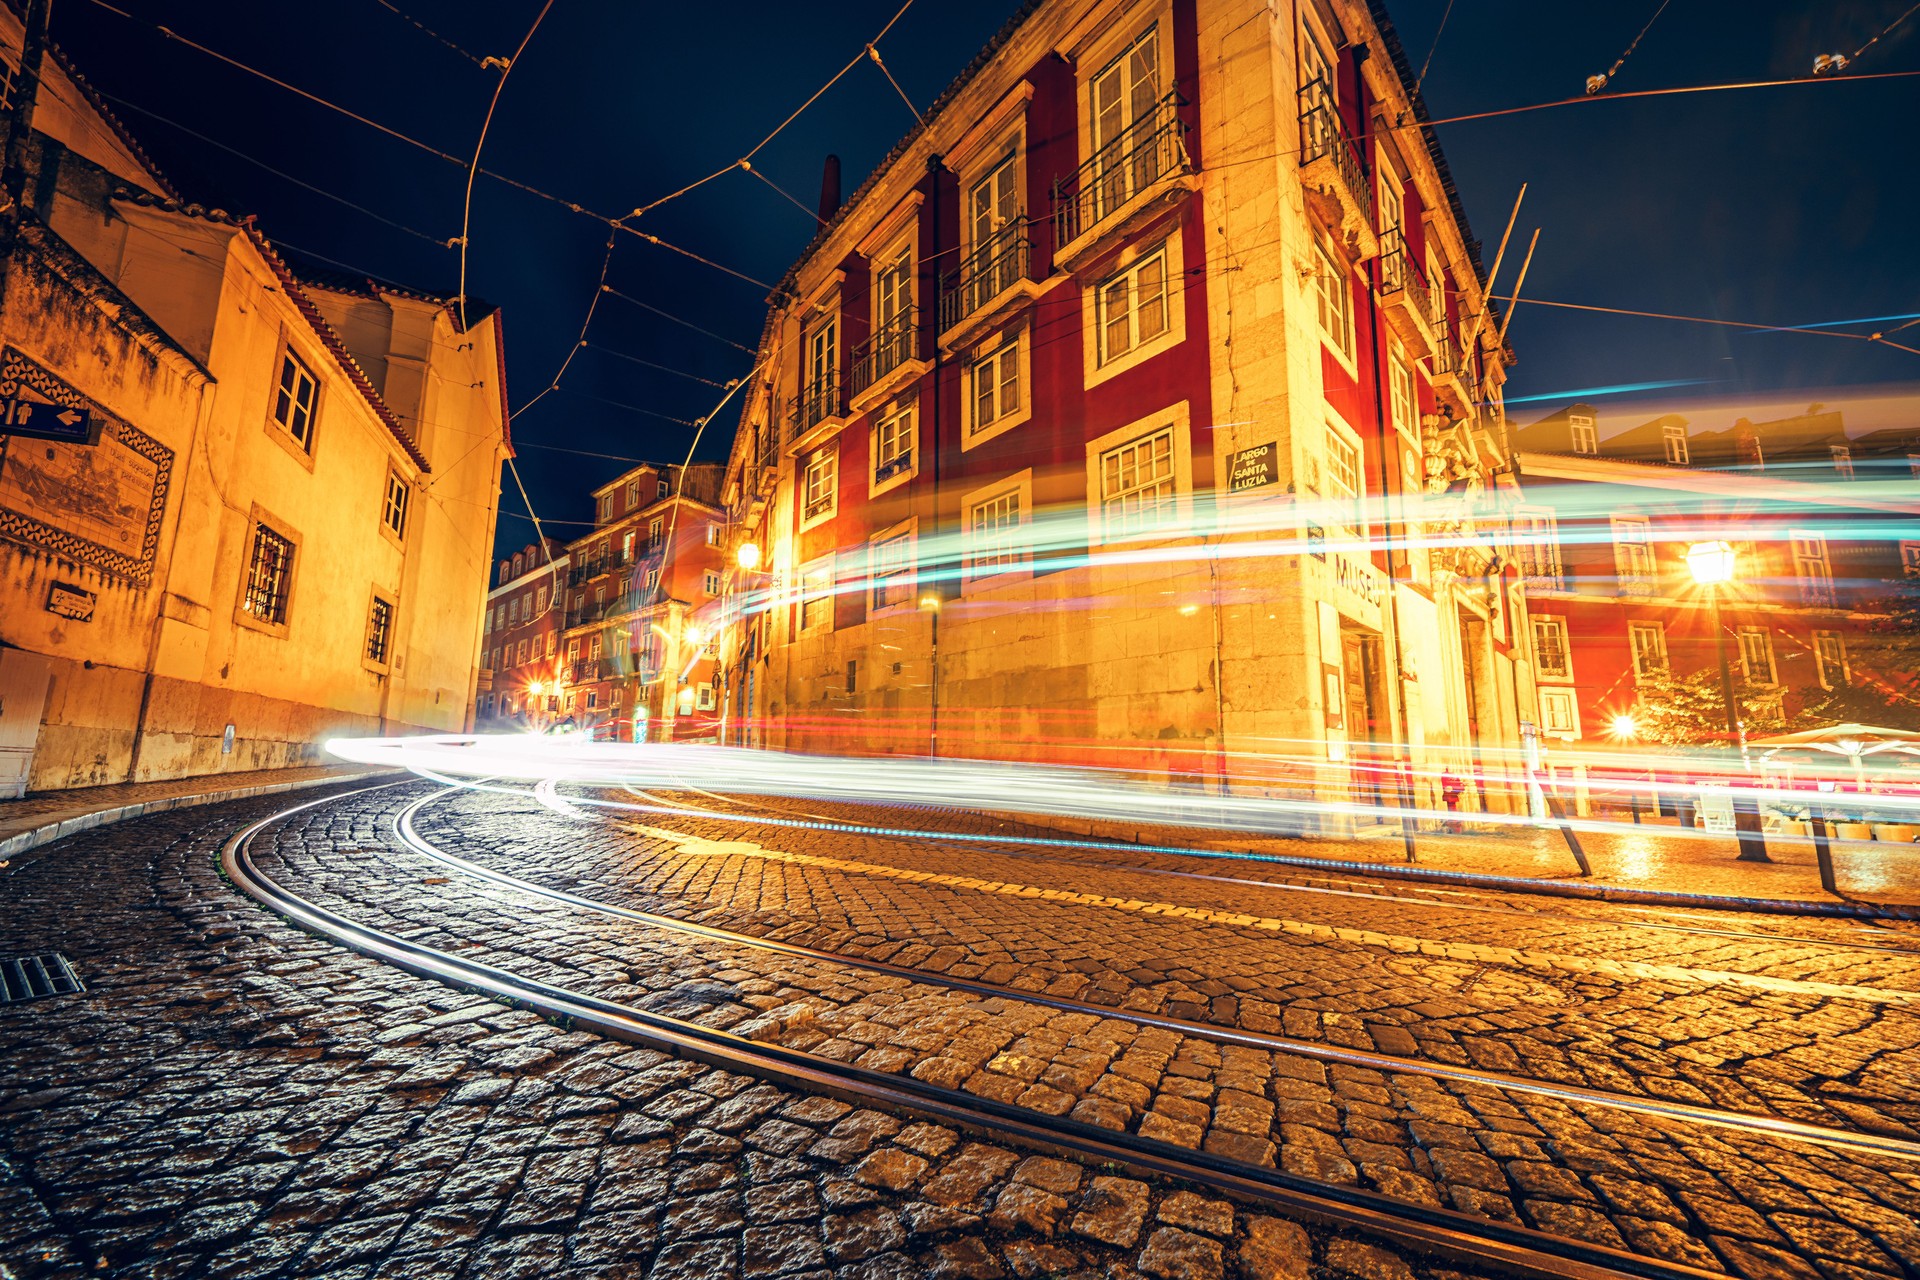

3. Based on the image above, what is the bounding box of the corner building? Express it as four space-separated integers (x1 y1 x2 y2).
719 0 1532 821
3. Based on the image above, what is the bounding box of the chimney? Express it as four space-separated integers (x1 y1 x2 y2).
817 154 842 223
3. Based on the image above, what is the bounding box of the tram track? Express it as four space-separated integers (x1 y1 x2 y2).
220 781 1740 1280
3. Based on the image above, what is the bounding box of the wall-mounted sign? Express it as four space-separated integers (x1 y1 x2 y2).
46 581 95 621
222 723 236 754
2 397 94 444
1228 441 1280 492
1305 520 1326 560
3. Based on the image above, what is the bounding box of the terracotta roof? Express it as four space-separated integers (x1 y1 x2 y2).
37 22 183 202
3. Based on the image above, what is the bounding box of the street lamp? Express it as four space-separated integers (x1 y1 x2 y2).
1685 540 1768 861
736 542 762 571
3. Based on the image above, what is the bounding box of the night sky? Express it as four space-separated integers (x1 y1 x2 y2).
57 1 1920 556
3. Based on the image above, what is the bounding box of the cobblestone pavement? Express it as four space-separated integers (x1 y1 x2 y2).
0 782 1509 1280
276 782 1920 1277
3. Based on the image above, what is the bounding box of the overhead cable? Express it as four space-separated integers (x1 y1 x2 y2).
458 0 555 330
602 287 755 352
369 0 494 69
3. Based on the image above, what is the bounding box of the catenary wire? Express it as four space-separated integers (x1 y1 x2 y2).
369 0 493 68
458 1 555 330
601 287 756 353
1852 1 1920 62
742 161 827 225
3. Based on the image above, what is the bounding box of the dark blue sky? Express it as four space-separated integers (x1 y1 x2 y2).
58 1 1920 555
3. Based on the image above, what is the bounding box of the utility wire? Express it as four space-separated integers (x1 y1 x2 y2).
1489 295 1920 356
554 385 700 427
867 43 923 125
512 234 616 421
369 0 492 68
1853 1 1920 62
458 0 554 329
1411 0 1454 100
742 161 826 225
99 92 453 245
586 342 737 388
602 287 755 352
1588 0 1676 93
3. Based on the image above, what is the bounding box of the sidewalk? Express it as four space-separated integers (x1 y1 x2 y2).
0 764 398 860
1031 808 1920 915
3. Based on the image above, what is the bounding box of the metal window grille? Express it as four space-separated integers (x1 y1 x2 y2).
1 953 84 1004
243 523 294 624
273 352 318 449
1100 428 1176 536
366 596 394 665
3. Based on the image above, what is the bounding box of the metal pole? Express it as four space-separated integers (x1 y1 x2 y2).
1810 806 1838 896
1709 585 1770 862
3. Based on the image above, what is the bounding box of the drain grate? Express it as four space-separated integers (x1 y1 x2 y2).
0 953 85 1004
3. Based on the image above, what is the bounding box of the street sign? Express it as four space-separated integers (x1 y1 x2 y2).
46 582 95 622
1 396 94 445
1228 441 1280 492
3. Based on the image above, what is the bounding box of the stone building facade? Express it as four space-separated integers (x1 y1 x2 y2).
713 0 1533 823
477 540 568 729
0 16 507 791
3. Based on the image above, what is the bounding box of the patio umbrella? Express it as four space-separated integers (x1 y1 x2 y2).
1749 723 1920 789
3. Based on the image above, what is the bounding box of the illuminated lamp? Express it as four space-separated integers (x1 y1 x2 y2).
1609 713 1638 740
1684 540 1738 586
736 542 762 571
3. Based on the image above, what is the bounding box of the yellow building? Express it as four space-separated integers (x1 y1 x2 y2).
0 19 507 792
715 0 1534 826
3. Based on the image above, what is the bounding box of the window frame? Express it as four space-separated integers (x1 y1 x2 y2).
869 520 918 613
1081 231 1185 390
1515 508 1565 588
1611 517 1656 594
1538 688 1580 739
1736 626 1777 686
380 468 410 542
1790 531 1835 607
1662 424 1690 465
1321 412 1367 537
363 590 397 672
1084 405 1193 548
1813 631 1850 689
961 469 1035 587
1312 234 1356 372
870 396 920 495
961 328 1031 450
800 444 840 531
267 343 322 460
236 508 300 637
1531 615 1572 681
703 569 721 596
1568 414 1598 455
798 558 835 633
1626 620 1669 677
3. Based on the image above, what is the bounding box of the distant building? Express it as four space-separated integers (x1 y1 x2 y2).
477 541 568 728
714 0 1531 824
0 14 508 793
1511 404 1920 790
558 462 726 742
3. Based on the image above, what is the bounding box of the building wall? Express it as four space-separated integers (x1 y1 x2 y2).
715 0 1532 825
0 79 505 790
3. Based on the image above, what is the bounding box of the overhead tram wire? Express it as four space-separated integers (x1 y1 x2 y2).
1489 295 1920 357
1851 2 1920 65
368 0 495 69
509 234 617 423
1585 0 1676 95
867 43 924 126
584 342 738 389
601 288 756 353
742 162 827 225
457 0 555 331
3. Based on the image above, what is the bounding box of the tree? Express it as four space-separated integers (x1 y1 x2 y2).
1787 679 1920 733
1631 668 1790 748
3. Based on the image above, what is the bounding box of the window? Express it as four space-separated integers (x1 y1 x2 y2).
535 586 548 614
1569 414 1598 455
874 400 916 484
871 529 915 610
1737 627 1777 685
800 563 834 631
1901 541 1920 574
382 471 409 537
706 524 722 547
966 341 1021 435
873 233 914 351
484 606 494 634
1089 24 1164 217
1096 241 1170 366
646 568 661 593
1909 454 1920 480
967 484 1026 579
366 595 394 666
516 639 529 665
597 494 613 522
1098 427 1177 537
968 147 1020 271
1830 445 1855 479
1388 350 1418 443
1531 616 1571 680
1516 510 1564 587
1662 424 1689 465
1611 517 1655 593
586 691 599 709
242 523 295 625
659 478 671 499
1627 621 1668 677
803 446 838 525
802 318 838 425
697 684 715 711
703 570 721 595
1791 532 1834 606
546 633 556 657
622 531 636 561
1813 631 1849 689
1538 688 1579 737
589 634 603 659
626 480 639 508
647 517 663 551
1323 428 1364 531
271 350 318 450
1312 238 1354 364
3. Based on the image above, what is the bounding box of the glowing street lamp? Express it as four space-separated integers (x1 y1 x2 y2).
1609 713 1638 740
1685 539 1768 861
736 542 762 571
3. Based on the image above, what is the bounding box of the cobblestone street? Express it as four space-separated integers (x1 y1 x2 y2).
4 779 1920 1280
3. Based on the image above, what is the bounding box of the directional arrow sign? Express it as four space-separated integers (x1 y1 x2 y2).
0 396 96 445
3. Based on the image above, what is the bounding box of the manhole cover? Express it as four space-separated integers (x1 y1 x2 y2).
0 953 85 1005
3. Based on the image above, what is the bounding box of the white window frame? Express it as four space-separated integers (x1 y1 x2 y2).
801 445 839 531
1569 414 1598 455
597 493 613 522
1312 234 1356 371
1387 346 1418 445
705 524 722 547
871 396 919 495
269 345 320 455
1516 508 1564 587
799 558 835 633
1790 531 1834 607
1736 626 1777 686
1611 517 1655 594
1813 631 1850 689
1531 615 1572 681
1085 404 1192 547
1538 688 1580 739
1900 540 1920 574
962 328 1031 450
1627 621 1669 677
1322 414 1366 536
1081 230 1185 390
703 570 721 596
1662 424 1690 465
961 469 1034 587
868 519 918 613
1829 445 1855 479
1095 239 1172 367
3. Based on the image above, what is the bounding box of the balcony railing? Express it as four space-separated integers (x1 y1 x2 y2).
1297 77 1374 229
875 447 913 483
788 366 842 441
850 306 920 399
1051 92 1192 252
939 225 1030 332
1378 227 1432 318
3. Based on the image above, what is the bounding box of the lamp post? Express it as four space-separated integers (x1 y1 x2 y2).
1684 541 1769 862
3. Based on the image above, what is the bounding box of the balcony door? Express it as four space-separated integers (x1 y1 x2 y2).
804 317 836 424
969 152 1019 271
1091 26 1162 216
874 238 913 366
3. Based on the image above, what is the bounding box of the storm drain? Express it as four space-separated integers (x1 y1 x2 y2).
0 953 85 1004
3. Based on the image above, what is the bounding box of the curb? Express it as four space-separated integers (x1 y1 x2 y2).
1017 813 1920 924
0 769 405 862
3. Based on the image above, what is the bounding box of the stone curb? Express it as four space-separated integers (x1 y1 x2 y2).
1016 813 1920 924
0 768 404 862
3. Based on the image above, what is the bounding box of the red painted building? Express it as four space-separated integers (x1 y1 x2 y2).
1512 403 1920 777
477 540 568 728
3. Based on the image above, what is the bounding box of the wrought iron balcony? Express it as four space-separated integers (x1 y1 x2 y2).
939 225 1031 333
1051 93 1194 260
850 306 921 399
787 366 843 442
1297 77 1375 241
874 449 913 483
1377 228 1435 355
